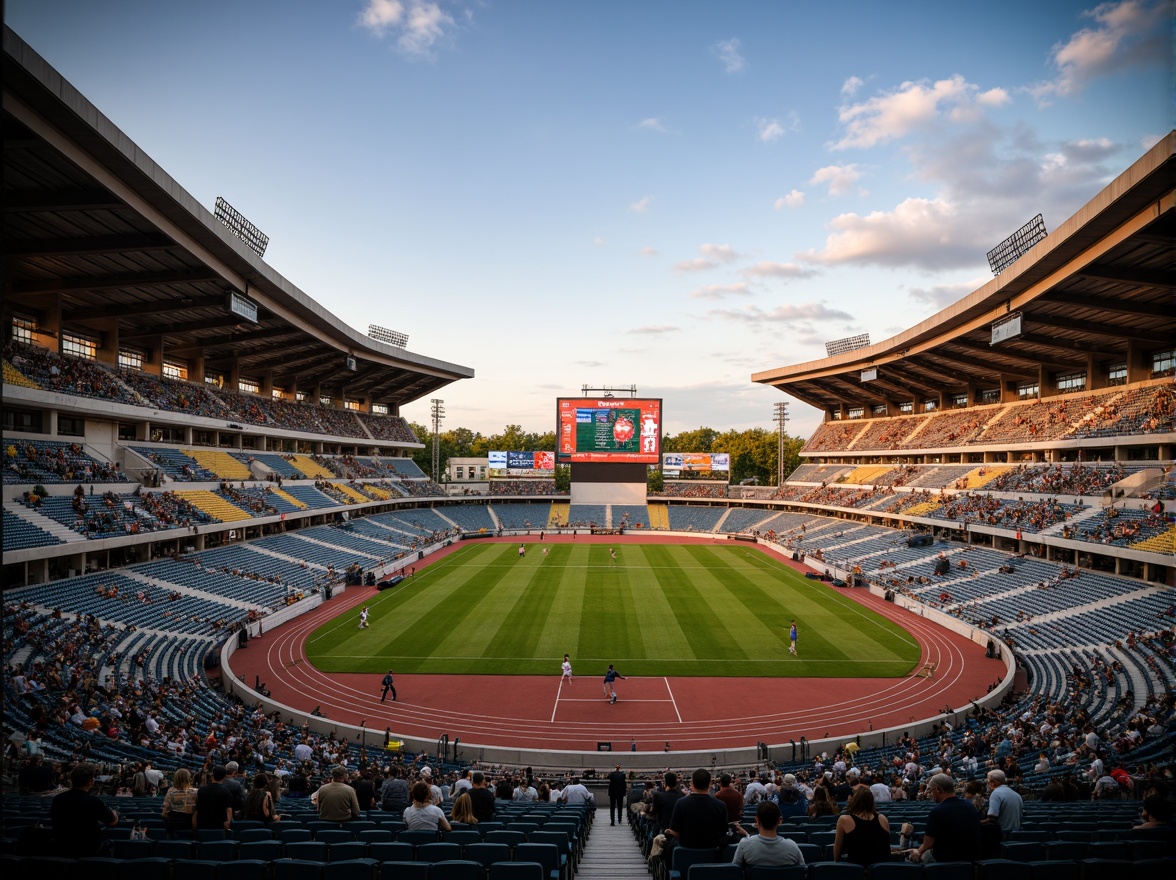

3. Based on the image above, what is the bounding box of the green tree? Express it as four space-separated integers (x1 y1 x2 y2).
663 426 719 453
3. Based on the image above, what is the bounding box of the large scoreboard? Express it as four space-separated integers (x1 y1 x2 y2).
556 397 662 464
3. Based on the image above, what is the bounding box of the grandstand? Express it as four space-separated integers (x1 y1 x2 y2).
2 19 1173 806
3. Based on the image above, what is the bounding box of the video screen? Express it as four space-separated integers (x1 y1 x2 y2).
556 397 662 463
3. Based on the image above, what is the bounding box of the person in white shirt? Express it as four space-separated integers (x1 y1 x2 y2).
560 776 594 806
744 772 767 804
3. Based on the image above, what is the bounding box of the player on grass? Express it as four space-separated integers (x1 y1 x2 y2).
610 548 617 563
788 620 798 656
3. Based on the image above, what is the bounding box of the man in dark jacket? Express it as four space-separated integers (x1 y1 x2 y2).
607 764 628 826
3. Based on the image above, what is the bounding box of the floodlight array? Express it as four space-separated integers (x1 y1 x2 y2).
214 196 269 257
825 333 871 357
987 213 1046 275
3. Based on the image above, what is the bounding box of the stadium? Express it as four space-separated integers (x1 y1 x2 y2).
2 19 1174 876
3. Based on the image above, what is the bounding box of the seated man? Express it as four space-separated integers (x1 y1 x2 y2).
733 801 804 868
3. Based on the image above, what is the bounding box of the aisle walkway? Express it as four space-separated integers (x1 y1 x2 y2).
576 807 648 880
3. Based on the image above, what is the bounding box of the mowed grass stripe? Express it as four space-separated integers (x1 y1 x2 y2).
306 544 921 676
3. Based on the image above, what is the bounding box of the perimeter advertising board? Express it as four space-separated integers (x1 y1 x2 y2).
662 452 730 480
488 450 556 477
556 398 662 463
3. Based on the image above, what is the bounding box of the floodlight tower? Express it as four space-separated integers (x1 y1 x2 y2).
430 398 445 484
773 401 789 486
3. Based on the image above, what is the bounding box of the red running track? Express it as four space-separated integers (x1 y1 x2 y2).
229 535 1004 752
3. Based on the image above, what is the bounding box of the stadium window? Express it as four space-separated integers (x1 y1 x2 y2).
118 348 145 370
830 410 842 420
58 416 85 437
1152 349 1175 377
1056 371 1086 393
319 395 332 407
456 467 464 478
3 408 42 433
899 401 914 414
118 423 136 441
193 430 214 446
871 404 887 416
978 388 1000 404
162 360 187 380
205 372 224 388
1107 362 1127 386
923 399 938 412
62 331 98 360
295 391 307 402
11 315 36 344
1018 381 1039 400
344 399 360 411
158 427 184 444
848 406 864 419
238 378 260 394
371 403 389 415
951 393 968 409
272 387 286 399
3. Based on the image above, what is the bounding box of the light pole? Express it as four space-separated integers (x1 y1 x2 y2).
773 401 789 486
430 398 445 484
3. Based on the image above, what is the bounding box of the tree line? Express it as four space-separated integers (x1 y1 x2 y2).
407 422 804 488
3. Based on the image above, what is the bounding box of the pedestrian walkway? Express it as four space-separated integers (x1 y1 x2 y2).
576 807 648 880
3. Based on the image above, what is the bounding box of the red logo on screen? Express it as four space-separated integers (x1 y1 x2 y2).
613 416 634 443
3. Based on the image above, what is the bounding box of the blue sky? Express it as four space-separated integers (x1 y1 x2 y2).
6 0 1169 441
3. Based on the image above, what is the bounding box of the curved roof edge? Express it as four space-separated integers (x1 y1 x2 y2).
2 25 474 383
752 132 1175 390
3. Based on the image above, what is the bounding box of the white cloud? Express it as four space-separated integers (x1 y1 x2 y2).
715 38 745 73
629 195 654 213
706 302 854 323
673 257 715 273
1032 0 1168 102
358 0 456 56
908 281 980 311
757 119 785 142
691 282 752 300
629 325 680 335
833 74 1000 150
800 197 973 269
638 117 670 133
639 246 658 257
593 236 606 247
774 190 805 209
841 76 864 97
699 243 740 263
740 261 815 280
809 164 863 196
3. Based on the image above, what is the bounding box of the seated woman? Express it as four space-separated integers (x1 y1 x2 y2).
833 787 892 866
404 781 452 833
162 767 198 835
243 772 279 825
450 791 478 826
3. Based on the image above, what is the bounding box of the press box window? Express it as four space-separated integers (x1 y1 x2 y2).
371 404 389 416
978 388 1000 404
163 361 187 380
871 404 887 416
344 400 361 412
238 378 260 394
899 401 914 414
58 416 85 437
951 393 968 409
848 406 864 420
118 349 145 371
319 396 332 407
11 316 36 344
62 332 98 360
923 399 938 412
1056 371 1086 393
1153 350 1175 377
1107 363 1127 386
1018 382 1040 400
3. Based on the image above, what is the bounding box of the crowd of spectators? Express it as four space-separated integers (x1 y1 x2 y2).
5 440 126 485
491 479 558 496
655 481 728 499
935 493 1078 533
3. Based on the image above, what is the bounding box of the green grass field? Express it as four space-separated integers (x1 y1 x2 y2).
306 543 921 677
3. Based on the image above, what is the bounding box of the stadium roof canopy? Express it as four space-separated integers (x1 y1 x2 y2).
753 133 1175 414
1 27 473 408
